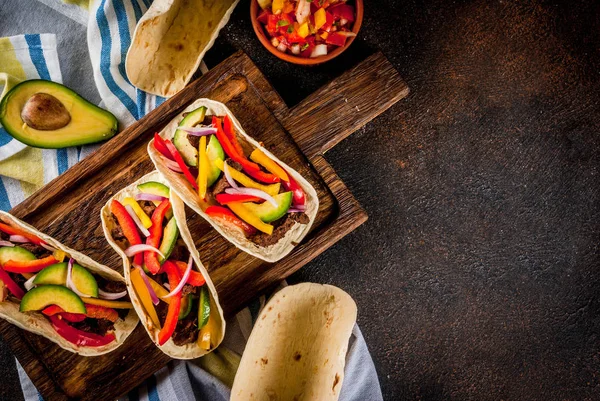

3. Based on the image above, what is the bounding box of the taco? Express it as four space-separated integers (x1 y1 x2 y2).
147 99 319 263
230 283 357 401
0 212 138 356
101 171 225 359
125 0 239 97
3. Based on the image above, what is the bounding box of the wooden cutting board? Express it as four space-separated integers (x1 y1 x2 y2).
0 51 408 400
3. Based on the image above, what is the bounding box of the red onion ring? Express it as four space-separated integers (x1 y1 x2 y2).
177 127 217 136
0 241 14 247
223 162 239 189
124 205 151 237
98 288 127 300
125 244 165 259
164 158 183 173
24 274 36 291
288 208 305 213
224 187 277 207
134 193 167 202
163 254 193 299
40 242 56 252
9 235 29 243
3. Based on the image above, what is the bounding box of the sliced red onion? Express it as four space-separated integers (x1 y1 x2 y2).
98 288 127 300
124 205 151 237
225 187 277 207
125 244 165 259
40 242 56 252
164 157 183 173
9 235 29 243
24 274 37 291
136 266 159 305
223 162 239 189
0 241 14 247
66 258 93 297
288 208 306 213
163 255 192 299
134 193 167 202
177 126 217 136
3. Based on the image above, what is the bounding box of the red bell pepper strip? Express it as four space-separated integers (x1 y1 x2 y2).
164 140 199 190
281 175 306 206
174 261 206 287
222 115 246 158
110 200 143 267
326 32 347 47
212 117 261 173
0 266 24 299
158 261 182 345
153 133 174 161
49 315 116 347
328 3 355 23
205 206 257 236
85 304 119 323
145 200 171 274
42 305 86 323
244 167 280 184
3 255 58 273
0 223 44 245
215 193 263 205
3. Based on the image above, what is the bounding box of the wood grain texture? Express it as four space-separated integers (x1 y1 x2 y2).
0 51 407 400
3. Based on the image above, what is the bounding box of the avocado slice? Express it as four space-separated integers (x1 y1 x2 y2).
158 217 179 263
0 246 36 265
173 106 207 167
243 192 293 223
198 286 210 328
206 135 225 187
33 262 98 298
20 285 86 314
178 294 193 320
0 80 118 148
137 181 170 198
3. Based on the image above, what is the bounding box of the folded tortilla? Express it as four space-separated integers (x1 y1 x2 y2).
147 98 319 263
100 171 225 359
230 283 357 401
126 0 239 97
0 211 139 356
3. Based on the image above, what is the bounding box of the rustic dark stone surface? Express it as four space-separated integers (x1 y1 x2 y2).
1 0 600 400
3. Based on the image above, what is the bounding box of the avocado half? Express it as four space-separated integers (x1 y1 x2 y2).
0 80 118 148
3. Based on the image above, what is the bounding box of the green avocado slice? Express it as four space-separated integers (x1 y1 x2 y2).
158 217 179 263
33 262 98 298
173 106 207 167
20 285 86 314
0 80 117 149
243 192 293 223
198 286 210 329
137 181 170 198
179 294 193 320
0 246 36 265
206 135 225 187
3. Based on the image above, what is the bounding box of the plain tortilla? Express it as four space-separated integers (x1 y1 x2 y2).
230 283 357 401
126 0 239 97
0 211 139 356
147 98 319 263
100 171 225 359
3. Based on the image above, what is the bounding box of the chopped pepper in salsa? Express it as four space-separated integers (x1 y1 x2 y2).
257 0 356 58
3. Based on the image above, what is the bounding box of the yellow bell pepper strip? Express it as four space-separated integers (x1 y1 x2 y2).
80 297 134 309
197 135 209 199
158 261 182 345
249 149 289 181
21 273 34 280
130 267 160 328
122 197 152 228
53 249 67 263
3 255 58 273
227 203 274 235
314 7 327 30
146 275 170 303
297 22 310 38
214 159 280 196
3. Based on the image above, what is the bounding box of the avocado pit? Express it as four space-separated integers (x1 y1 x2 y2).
21 92 71 130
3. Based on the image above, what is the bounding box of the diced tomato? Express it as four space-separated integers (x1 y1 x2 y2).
277 13 294 35
266 14 279 35
312 0 330 9
328 3 355 23
326 32 347 47
257 9 271 25
300 36 316 58
320 10 334 32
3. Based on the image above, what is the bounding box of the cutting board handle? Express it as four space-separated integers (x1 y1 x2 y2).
281 52 409 158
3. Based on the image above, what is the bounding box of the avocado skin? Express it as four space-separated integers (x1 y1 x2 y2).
0 80 118 149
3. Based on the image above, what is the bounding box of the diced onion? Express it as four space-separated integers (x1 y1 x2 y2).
311 44 328 58
0 241 14 247
125 205 151 237
291 44 301 55
339 31 357 38
277 42 287 53
24 275 37 291
223 162 239 189
124 244 165 259
40 242 56 252
295 0 311 24
98 288 127 300
66 258 93 297
135 193 167 202
9 235 29 243
271 37 280 47
137 266 159 305
178 127 217 136
225 187 277 207
163 254 193 299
